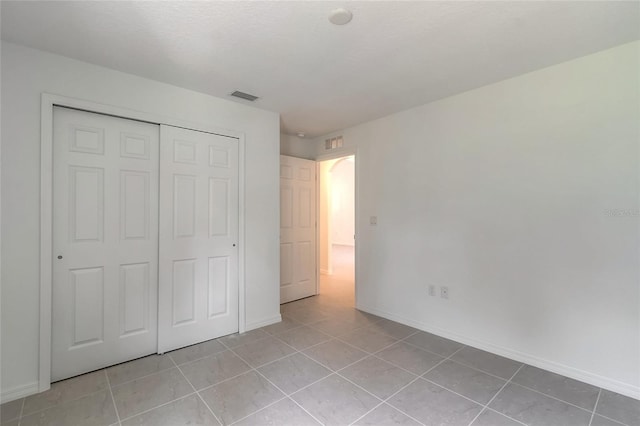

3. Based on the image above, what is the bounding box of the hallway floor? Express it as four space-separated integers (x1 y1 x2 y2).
318 244 355 307
2 247 638 425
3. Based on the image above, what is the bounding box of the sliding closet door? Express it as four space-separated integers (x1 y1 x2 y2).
158 125 239 353
52 107 159 381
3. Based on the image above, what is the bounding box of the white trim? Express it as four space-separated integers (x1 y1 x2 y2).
39 93 247 393
244 314 282 331
357 303 640 401
39 97 53 394
314 147 359 306
315 162 320 293
238 134 246 333
315 147 357 162
353 149 360 308
1 381 39 404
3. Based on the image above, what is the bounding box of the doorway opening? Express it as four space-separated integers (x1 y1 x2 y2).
318 155 355 307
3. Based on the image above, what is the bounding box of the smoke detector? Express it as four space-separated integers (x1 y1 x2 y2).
329 8 353 25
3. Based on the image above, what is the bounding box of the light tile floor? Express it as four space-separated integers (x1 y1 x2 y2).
2 247 638 425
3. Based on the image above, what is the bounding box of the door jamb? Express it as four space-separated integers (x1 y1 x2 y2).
39 93 247 392
314 147 358 304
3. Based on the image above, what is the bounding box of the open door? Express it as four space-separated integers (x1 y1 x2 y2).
280 155 317 303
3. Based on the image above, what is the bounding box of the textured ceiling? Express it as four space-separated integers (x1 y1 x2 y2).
2 1 639 137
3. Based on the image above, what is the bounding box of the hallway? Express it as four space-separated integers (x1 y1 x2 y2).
318 244 355 307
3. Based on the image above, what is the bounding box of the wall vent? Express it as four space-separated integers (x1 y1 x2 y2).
230 91 259 101
325 136 344 150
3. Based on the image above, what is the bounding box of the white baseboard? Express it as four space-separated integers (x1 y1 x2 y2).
245 314 282 331
1 381 39 404
357 304 640 401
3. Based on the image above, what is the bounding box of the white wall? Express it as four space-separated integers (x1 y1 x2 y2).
313 41 640 398
331 159 355 246
280 134 315 160
0 42 281 400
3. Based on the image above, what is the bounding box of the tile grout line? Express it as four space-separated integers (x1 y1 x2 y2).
264 311 479 425
588 388 602 426
304 317 380 336
168 353 225 426
397 335 463 359
329 331 402 357
442 355 523 382
107 363 176 389
117 392 197 423
345 376 423 426
283 302 631 426
270 333 334 355
368 350 436 378
168 345 229 368
179 340 303 395
18 396 25 424
38 299 622 426
16 371 113 420
593 413 630 426
347 344 469 426
104 370 123 426
465 363 525 426
141 329 614 426
395 338 602 419
341 352 432 426
225 395 291 426
316 317 606 420
422 376 505 411
364 321 612 419
219 338 326 426
508 380 598 414
483 407 529 426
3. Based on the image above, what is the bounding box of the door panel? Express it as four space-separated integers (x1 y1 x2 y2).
52 107 159 381
158 125 239 353
119 262 150 336
280 155 317 303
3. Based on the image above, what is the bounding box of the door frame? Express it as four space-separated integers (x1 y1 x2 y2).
314 147 358 303
39 93 247 392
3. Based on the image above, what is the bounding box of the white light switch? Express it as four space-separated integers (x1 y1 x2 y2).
370 216 377 225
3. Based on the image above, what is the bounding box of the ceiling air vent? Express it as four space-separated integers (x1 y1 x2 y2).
230 91 259 101
325 136 344 150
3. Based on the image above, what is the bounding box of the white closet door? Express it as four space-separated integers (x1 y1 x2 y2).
52 107 159 381
280 155 317 303
158 125 239 353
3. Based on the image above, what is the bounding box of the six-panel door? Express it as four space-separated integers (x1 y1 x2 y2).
158 125 239 353
52 107 160 381
280 155 317 303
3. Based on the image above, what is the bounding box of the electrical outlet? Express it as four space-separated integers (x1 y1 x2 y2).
370 216 377 225
428 285 436 296
440 286 449 299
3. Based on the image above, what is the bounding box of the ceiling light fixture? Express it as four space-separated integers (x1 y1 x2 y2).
329 8 353 25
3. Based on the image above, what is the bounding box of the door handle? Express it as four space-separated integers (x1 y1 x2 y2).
57 255 63 260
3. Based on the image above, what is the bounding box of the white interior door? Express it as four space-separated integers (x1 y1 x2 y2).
52 107 159 381
280 155 317 303
158 125 239 353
